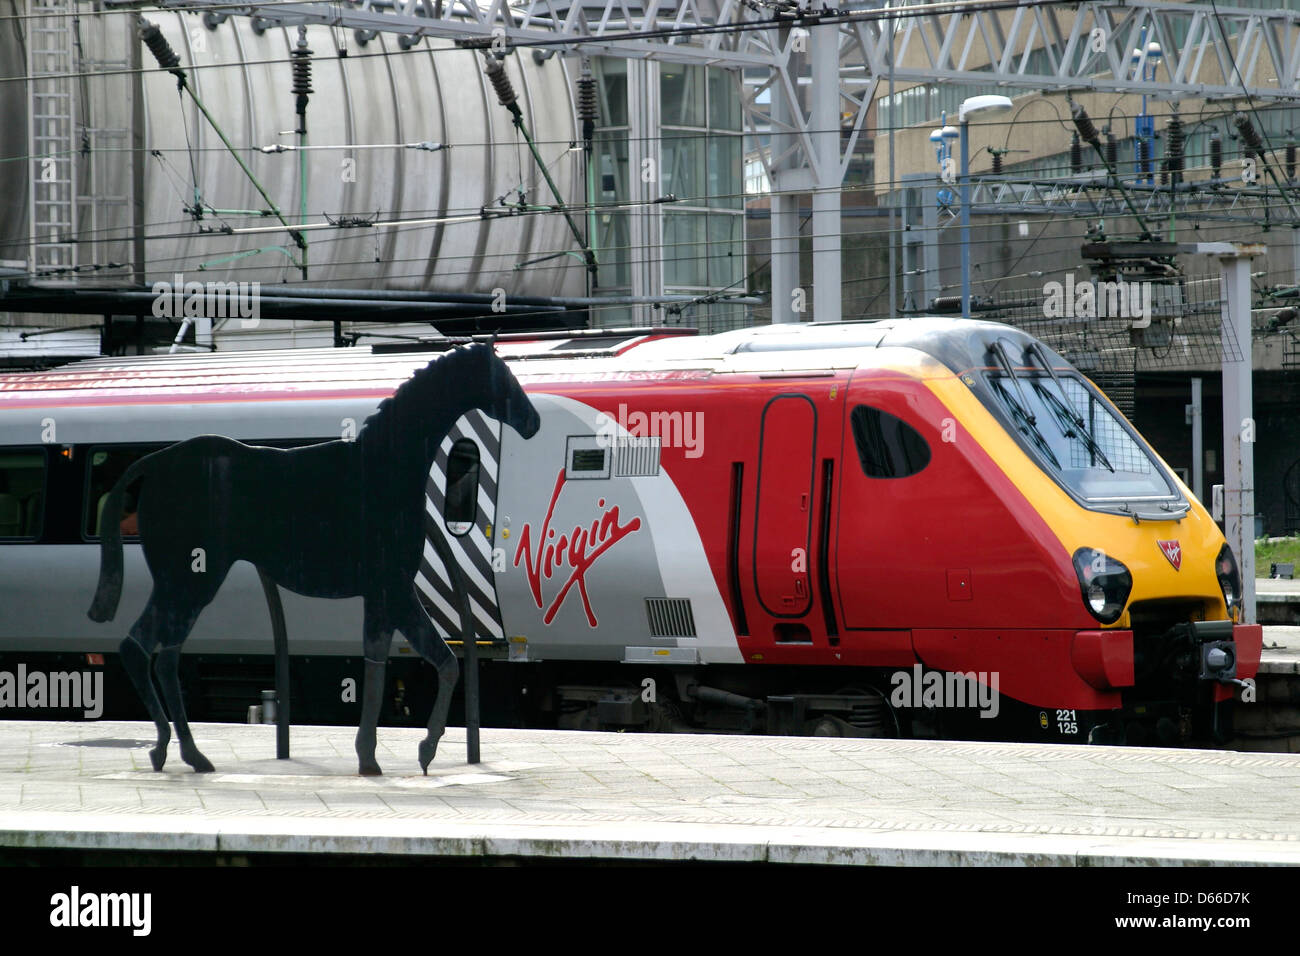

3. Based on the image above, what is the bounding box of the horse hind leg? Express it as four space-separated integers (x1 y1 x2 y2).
119 629 171 772
123 594 213 773
155 643 214 773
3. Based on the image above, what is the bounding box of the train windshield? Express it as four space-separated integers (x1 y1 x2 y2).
986 372 1176 502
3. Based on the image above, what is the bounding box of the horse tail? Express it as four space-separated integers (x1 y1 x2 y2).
87 453 153 623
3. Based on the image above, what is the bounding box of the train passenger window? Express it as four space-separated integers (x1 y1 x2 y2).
444 438 480 536
0 450 46 539
84 446 161 539
850 405 931 479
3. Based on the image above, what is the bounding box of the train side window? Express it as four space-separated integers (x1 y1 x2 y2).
850 405 931 479
444 438 480 536
0 449 47 540
84 445 162 539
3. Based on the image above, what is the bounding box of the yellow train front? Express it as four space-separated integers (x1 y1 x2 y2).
837 319 1262 745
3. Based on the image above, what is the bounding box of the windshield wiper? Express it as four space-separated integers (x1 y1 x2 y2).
991 340 1037 424
1035 385 1116 474
1026 342 1115 474
988 342 1060 470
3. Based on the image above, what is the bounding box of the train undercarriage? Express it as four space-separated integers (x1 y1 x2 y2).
0 646 1244 749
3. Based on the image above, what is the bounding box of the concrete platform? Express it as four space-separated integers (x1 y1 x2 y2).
0 720 1298 866
1261 625 1300 675
1257 578 1300 625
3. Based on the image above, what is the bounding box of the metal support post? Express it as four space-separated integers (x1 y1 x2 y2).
1188 377 1204 503
1196 243 1263 624
810 22 841 324
960 125 971 318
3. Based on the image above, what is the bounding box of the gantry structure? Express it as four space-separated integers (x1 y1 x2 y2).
67 0 1300 325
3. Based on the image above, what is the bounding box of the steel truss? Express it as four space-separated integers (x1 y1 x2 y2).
91 1 1300 323
957 175 1300 227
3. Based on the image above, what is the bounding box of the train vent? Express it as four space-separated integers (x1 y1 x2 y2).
614 436 661 477
645 597 697 638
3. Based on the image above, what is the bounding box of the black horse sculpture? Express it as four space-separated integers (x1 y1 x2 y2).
88 344 540 775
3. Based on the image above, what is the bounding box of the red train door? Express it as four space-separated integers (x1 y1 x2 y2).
752 394 816 618
834 372 934 632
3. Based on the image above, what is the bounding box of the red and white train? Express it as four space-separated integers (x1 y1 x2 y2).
0 319 1260 745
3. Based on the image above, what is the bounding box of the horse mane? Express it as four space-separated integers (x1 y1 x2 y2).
358 345 485 448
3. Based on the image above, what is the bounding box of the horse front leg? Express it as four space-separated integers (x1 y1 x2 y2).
395 586 459 775
356 623 393 776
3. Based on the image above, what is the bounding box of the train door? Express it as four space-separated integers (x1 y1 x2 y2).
834 373 934 631
751 395 816 629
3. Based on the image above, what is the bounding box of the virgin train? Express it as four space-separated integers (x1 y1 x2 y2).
0 319 1261 746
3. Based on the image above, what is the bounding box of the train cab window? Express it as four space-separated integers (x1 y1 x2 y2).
444 438 480 536
850 405 931 479
986 374 1175 500
84 446 161 539
0 450 47 539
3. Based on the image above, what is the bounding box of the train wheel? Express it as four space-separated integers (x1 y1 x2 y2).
808 717 843 737
833 686 900 738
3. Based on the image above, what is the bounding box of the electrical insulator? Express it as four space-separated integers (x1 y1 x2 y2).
1165 113 1184 186
1209 131 1223 179
1287 141 1296 180
991 150 1003 176
484 56 521 118
1070 131 1082 174
1166 115 1184 171
1234 111 1266 158
1105 127 1118 169
1135 138 1148 173
1070 101 1100 147
578 73 597 124
577 70 597 147
291 33 313 118
139 19 185 81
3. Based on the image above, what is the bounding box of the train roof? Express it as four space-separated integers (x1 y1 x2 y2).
0 318 1057 410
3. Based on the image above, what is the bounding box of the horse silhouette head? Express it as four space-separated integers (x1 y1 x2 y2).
468 343 540 439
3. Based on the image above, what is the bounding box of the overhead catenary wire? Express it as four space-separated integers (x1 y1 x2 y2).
10 5 1300 323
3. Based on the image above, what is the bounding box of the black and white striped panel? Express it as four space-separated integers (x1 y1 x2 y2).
415 411 504 643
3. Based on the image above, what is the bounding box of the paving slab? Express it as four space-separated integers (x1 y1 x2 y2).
0 720 1297 866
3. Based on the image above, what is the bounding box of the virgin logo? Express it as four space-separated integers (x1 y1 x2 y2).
1157 539 1182 571
514 469 641 626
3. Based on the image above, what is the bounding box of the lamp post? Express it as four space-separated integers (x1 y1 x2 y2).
1132 40 1163 183
957 95 1013 318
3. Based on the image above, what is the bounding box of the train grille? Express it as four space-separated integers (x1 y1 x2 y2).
615 437 661 477
645 597 696 638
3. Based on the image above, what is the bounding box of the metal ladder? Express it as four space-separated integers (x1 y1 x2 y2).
26 0 77 279
1283 332 1300 373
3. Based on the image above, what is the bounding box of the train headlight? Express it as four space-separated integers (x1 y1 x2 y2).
1072 548 1132 625
1086 582 1107 614
1215 543 1241 621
